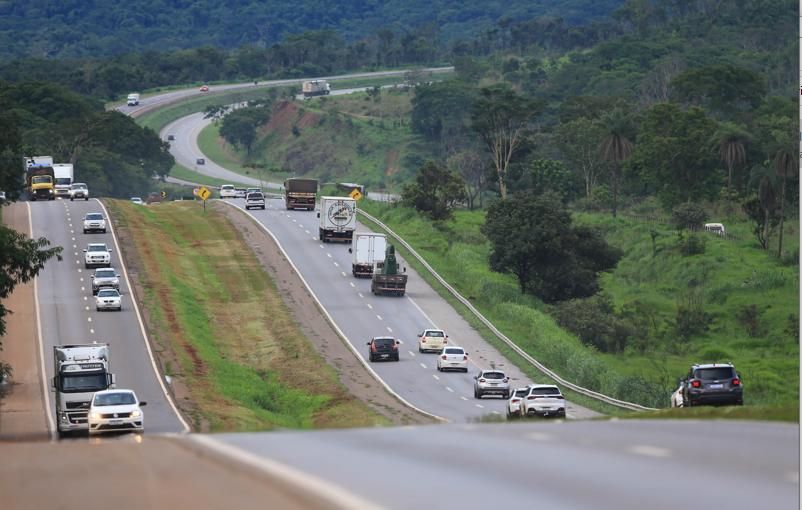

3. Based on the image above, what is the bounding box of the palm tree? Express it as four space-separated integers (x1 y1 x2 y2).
599 109 634 218
710 122 750 196
774 148 798 257
748 164 779 250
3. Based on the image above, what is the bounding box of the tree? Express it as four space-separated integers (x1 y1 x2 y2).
555 117 607 197
219 102 271 156
773 148 797 257
401 161 466 220
671 64 766 116
509 159 579 201
447 149 485 210
482 191 620 302
471 85 541 199
743 164 779 250
710 122 750 195
598 108 634 217
203 104 228 123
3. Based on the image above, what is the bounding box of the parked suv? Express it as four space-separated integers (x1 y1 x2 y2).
681 363 743 407
473 369 510 399
367 336 400 362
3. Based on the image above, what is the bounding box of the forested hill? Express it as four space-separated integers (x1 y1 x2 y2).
0 0 622 60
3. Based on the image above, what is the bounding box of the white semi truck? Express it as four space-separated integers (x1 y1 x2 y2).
52 344 115 436
350 232 387 277
127 93 140 106
52 163 74 199
302 80 330 98
318 196 356 243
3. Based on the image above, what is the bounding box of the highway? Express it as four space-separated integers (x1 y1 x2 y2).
30 199 187 435
205 419 799 509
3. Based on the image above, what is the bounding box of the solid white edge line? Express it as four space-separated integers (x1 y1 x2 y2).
96 198 191 433
225 201 446 423
189 435 385 510
406 295 437 329
28 202 56 438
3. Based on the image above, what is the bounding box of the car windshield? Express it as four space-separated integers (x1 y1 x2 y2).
483 372 505 379
373 338 394 347
425 331 445 337
695 367 736 380
514 389 529 397
60 373 107 393
85 213 103 220
71 184 86 190
32 176 51 184
94 269 115 278
248 193 264 200
97 289 119 297
93 392 136 406
222 186 234 190
444 348 464 355
531 387 561 396
55 178 71 185
87 245 107 252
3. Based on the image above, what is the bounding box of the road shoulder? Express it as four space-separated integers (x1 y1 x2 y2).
0 202 50 440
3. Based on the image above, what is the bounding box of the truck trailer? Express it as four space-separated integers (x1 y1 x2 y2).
284 178 318 210
23 157 55 201
318 196 356 243
52 344 115 436
52 163 74 199
350 232 387 277
302 80 331 98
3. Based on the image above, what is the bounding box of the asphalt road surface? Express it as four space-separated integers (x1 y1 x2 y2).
30 199 187 435
208 419 800 510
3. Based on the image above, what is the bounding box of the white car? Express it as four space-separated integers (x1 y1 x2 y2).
88 389 146 434
418 328 448 353
506 387 530 419
84 243 112 268
246 187 262 195
436 346 468 372
235 188 247 198
82 212 106 233
670 385 684 408
69 182 89 201
95 288 122 311
130 197 144 205
245 192 265 210
219 184 237 199
521 384 566 418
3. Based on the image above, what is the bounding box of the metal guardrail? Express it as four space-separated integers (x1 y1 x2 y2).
358 209 658 412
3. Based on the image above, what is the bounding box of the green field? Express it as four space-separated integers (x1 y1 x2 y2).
357 200 799 411
107 199 388 431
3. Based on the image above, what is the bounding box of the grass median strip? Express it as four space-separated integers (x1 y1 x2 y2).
108 200 387 431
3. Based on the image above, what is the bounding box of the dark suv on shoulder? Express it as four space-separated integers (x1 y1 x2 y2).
681 363 743 406
366 337 400 362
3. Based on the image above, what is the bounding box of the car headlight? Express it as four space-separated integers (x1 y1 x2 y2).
131 410 141 418
89 412 102 420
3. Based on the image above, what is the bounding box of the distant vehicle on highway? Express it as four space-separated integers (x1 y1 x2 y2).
91 268 120 295
69 182 89 201
130 197 144 205
246 187 262 195
235 188 247 198
473 369 510 399
147 192 162 204
302 80 330 98
167 134 175 141
219 184 237 199
95 288 122 311
245 192 265 210
88 389 146 435
506 387 530 419
418 329 448 353
437 346 468 372
680 363 742 407
521 384 566 418
367 336 400 362
126 93 140 106
196 157 205 165
199 85 209 92
82 212 107 234
84 243 112 269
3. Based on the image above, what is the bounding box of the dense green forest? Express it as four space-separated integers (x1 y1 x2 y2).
0 0 621 60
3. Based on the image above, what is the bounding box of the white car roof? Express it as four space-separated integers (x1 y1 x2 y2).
88 243 108 248
93 389 136 397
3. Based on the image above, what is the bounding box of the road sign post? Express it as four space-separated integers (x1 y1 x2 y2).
349 188 363 201
198 186 211 212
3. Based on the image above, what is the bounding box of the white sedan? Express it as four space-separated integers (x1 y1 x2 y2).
88 389 146 434
95 288 122 311
418 328 448 353
436 346 468 372
219 184 237 199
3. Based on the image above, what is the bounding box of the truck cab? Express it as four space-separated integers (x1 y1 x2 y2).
52 344 115 435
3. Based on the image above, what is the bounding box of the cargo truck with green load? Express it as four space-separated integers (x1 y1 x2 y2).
371 244 407 296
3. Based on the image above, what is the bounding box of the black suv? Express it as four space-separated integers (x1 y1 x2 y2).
367 337 400 362
681 363 743 406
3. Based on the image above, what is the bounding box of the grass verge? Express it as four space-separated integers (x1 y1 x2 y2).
107 199 388 431
622 402 799 422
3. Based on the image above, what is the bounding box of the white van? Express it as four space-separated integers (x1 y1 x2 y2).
704 223 726 236
219 184 237 199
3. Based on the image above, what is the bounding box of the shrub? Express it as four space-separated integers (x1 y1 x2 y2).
679 233 706 256
671 202 708 231
674 290 711 341
736 304 763 337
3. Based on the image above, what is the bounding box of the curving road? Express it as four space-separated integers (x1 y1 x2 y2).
30 199 187 435
203 419 799 509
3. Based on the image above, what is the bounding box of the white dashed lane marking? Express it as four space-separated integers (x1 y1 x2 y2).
460 396 468 401
446 387 454 393
628 445 671 458
349 282 355 287
386 326 393 333
376 315 383 321
432 375 439 381
326 253 332 258
475 404 484 409
358 293 364 298
419 363 427 369
366 304 373 310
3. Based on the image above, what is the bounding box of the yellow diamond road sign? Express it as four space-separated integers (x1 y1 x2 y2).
198 186 211 201
349 188 363 201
